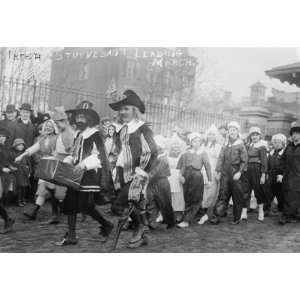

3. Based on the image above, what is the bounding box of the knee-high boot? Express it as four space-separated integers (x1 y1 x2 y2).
56 214 78 246
0 204 14 234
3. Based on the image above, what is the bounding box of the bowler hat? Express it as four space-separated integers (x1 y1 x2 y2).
66 101 100 126
109 90 145 114
19 103 32 111
5 104 17 113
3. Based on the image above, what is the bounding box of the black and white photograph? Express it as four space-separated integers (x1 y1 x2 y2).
2 1 300 300
1 46 300 253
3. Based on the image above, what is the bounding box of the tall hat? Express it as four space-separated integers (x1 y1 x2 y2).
66 101 100 126
51 106 68 121
249 126 262 135
290 121 300 135
19 103 32 111
12 138 25 148
5 104 17 113
109 90 145 114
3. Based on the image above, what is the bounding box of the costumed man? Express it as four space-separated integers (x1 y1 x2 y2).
279 122 300 225
109 90 158 249
17 108 75 223
215 121 248 224
57 101 114 246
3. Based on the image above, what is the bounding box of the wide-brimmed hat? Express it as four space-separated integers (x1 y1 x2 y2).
19 103 32 111
290 121 300 135
51 106 68 122
5 104 17 113
109 90 145 114
0 127 10 138
13 138 25 148
249 126 262 136
66 101 100 126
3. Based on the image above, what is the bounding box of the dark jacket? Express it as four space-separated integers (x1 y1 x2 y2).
281 142 300 192
115 123 158 185
0 118 13 131
268 148 285 179
148 153 171 184
246 141 268 174
72 128 112 193
0 143 16 194
7 118 35 148
177 149 212 182
0 143 14 172
216 138 248 176
10 148 31 187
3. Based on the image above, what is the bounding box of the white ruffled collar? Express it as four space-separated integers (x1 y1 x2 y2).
120 119 145 134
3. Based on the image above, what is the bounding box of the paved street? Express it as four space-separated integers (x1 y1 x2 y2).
0 203 299 253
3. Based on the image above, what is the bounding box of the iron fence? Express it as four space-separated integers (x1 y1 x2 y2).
0 76 247 135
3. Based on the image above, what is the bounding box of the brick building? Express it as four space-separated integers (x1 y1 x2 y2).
49 47 197 117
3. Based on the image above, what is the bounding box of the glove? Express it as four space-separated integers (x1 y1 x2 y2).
277 175 283 183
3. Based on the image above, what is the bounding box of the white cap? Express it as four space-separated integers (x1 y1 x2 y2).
249 126 262 135
227 121 240 131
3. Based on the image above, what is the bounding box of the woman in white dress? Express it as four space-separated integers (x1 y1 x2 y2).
166 131 187 222
199 125 223 224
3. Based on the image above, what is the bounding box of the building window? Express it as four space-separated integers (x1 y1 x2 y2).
79 63 89 80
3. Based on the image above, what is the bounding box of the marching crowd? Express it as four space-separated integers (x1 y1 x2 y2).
0 89 300 249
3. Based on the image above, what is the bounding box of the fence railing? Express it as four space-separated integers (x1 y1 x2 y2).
0 76 247 135
145 102 247 135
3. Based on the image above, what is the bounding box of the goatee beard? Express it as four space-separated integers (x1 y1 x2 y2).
76 122 88 132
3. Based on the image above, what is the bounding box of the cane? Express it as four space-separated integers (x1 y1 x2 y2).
110 202 134 252
110 168 149 251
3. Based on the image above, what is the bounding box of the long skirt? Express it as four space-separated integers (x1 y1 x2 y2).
147 178 175 227
168 157 185 212
182 167 204 223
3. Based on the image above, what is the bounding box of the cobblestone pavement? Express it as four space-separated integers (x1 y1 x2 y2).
0 203 299 253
